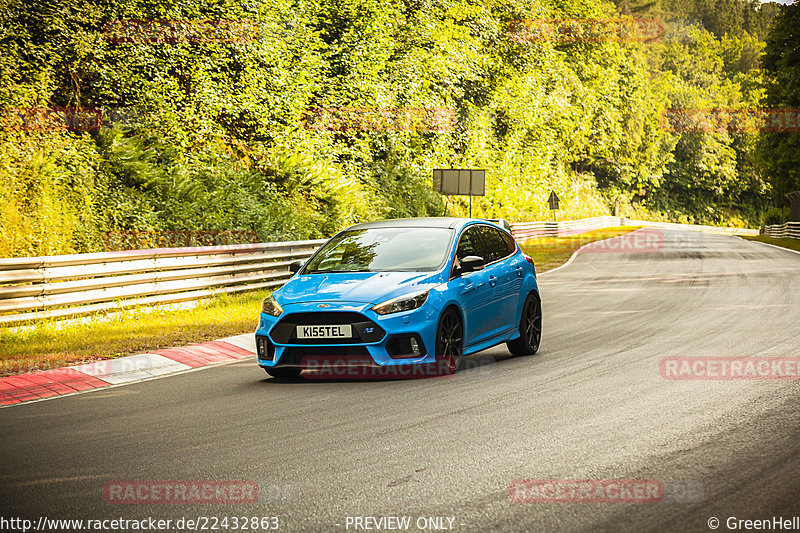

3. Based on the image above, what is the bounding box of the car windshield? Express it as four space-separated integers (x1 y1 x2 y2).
303 227 453 273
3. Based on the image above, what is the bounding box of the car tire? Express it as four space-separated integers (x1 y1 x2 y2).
265 367 302 379
506 292 541 356
436 307 463 374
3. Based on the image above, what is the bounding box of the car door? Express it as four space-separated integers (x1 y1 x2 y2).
477 225 518 334
451 226 494 347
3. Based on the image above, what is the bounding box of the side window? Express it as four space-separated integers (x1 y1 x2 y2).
502 229 517 255
478 226 513 263
455 227 485 262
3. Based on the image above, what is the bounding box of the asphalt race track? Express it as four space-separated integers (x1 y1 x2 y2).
2 229 799 532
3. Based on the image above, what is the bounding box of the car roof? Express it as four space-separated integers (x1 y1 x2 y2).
347 217 497 231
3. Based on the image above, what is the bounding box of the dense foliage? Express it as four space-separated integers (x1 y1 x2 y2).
0 0 796 256
757 2 800 206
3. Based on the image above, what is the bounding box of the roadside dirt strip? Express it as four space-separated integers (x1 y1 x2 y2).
0 335 256 406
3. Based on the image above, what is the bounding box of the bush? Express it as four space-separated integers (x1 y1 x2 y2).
763 206 789 226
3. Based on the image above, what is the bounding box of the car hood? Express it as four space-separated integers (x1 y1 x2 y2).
276 271 441 306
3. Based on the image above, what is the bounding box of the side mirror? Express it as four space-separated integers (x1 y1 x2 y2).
289 260 304 274
460 256 485 274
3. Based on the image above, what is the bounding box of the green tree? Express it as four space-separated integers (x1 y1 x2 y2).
758 3 800 207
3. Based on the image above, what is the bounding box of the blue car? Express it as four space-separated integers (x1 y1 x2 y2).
255 217 541 379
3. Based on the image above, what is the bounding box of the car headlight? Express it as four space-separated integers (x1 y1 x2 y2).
261 295 283 317
372 291 429 315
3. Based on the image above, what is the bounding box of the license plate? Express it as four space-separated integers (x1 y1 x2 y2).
296 325 353 339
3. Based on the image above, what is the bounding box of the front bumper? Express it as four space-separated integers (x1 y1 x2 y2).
255 300 439 369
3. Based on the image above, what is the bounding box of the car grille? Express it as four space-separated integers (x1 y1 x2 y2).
269 312 385 344
277 346 373 366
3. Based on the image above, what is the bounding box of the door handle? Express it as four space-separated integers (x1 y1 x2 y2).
515 266 523 277
489 275 497 287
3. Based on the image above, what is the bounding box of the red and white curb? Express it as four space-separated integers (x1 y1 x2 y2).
0 334 256 407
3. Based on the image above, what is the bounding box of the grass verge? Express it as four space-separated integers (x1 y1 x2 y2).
520 226 642 273
0 290 269 377
740 235 800 253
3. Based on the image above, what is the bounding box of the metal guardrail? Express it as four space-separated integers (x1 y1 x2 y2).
510 216 758 242
0 240 325 326
510 216 624 241
0 217 761 326
762 222 800 239
621 218 759 236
